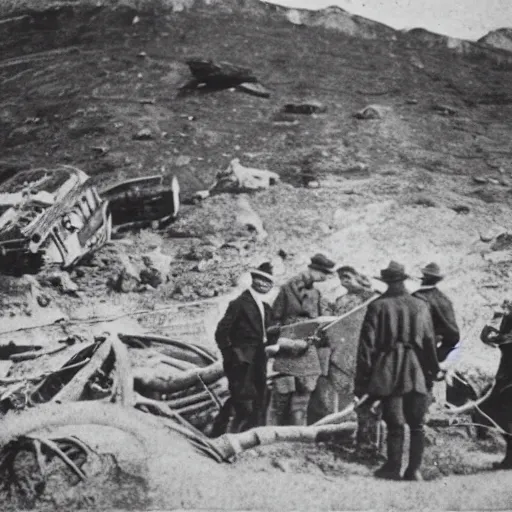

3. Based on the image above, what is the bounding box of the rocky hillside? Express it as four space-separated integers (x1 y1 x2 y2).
479 27 512 52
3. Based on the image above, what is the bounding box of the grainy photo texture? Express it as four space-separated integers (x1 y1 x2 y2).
0 0 510 510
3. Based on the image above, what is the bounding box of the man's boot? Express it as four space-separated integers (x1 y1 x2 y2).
374 426 404 480
403 428 425 481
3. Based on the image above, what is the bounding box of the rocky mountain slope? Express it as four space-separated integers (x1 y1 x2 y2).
479 27 512 52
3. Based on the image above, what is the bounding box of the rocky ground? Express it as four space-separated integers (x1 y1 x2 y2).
0 0 512 509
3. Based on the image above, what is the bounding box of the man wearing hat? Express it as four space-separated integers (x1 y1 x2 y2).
268 253 336 426
354 261 440 481
214 262 275 433
412 262 460 364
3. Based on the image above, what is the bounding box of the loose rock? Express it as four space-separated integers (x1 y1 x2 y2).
432 104 458 116
133 128 154 140
353 104 388 120
491 232 512 251
110 255 140 293
42 271 79 296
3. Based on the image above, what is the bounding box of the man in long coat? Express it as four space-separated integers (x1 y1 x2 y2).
412 262 460 364
268 253 336 426
354 261 440 481
480 300 512 469
214 262 275 433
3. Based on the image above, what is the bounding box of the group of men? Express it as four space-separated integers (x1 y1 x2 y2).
214 254 461 481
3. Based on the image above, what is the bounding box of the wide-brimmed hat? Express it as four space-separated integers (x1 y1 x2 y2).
336 265 357 276
250 261 274 283
308 253 335 274
421 262 444 279
375 261 409 282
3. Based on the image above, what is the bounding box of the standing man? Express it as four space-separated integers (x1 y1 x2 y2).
269 253 336 426
308 265 377 425
214 262 274 433
480 299 512 469
412 262 460 364
328 265 381 458
354 261 440 481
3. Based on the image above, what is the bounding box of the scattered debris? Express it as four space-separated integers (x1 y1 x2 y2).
101 175 180 231
210 158 280 194
181 59 269 97
0 165 111 275
283 100 327 114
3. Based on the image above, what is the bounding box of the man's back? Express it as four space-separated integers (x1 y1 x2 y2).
356 290 439 397
367 292 431 350
413 286 460 363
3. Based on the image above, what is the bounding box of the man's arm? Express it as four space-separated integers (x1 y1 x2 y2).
354 306 377 397
271 287 287 326
435 294 460 348
214 299 240 350
420 306 441 385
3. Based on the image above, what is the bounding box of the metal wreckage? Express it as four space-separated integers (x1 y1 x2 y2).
0 164 180 275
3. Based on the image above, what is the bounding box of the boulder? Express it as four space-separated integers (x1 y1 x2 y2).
111 254 140 293
211 158 280 193
491 232 512 251
140 249 173 288
353 104 388 119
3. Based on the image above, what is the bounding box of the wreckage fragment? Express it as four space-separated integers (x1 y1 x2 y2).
101 174 180 231
182 58 270 97
0 165 111 274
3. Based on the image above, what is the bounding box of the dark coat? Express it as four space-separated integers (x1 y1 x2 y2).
272 273 329 325
354 288 440 398
480 313 512 428
215 289 272 402
413 286 460 362
271 273 327 378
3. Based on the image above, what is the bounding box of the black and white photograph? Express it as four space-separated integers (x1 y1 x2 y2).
0 0 510 509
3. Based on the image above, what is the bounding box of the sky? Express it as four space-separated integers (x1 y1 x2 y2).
267 0 512 40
